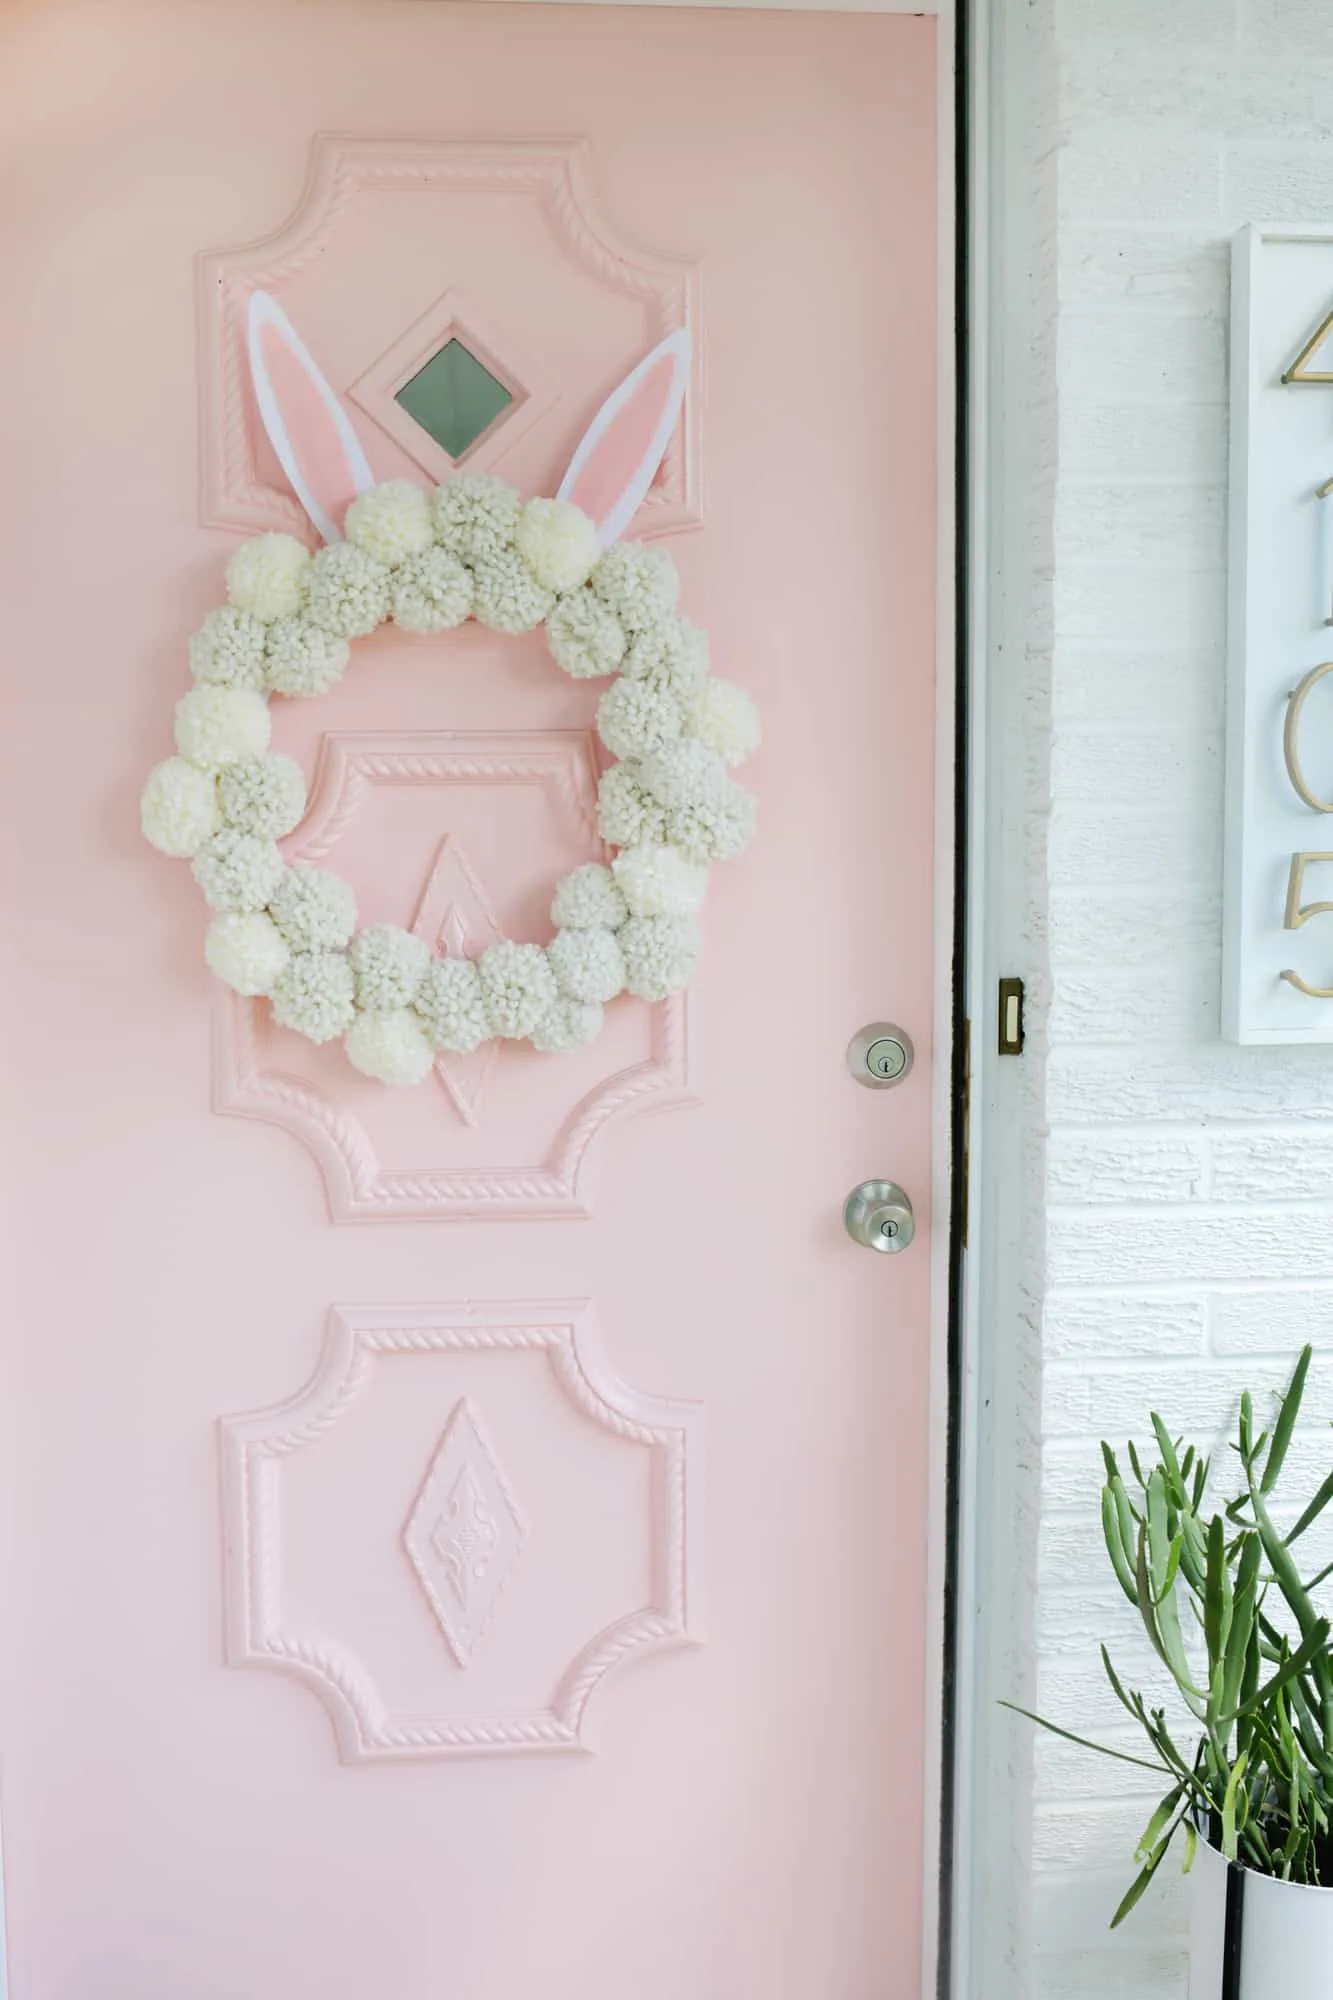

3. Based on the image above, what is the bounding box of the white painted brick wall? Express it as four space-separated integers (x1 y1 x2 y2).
1022 2 1333 1995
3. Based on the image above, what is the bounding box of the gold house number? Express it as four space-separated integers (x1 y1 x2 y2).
1278 306 1333 1001
1281 661 1333 996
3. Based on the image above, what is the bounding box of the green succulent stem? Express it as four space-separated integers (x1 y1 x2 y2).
1012 1346 1333 1918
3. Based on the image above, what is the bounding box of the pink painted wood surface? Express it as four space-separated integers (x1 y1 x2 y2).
0 3 939 1996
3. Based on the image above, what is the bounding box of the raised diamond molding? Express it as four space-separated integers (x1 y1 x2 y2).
403 1399 525 1666
345 287 548 483
410 832 505 1127
219 1301 704 1761
199 137 701 537
211 730 698 1221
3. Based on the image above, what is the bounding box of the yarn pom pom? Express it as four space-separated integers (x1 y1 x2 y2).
390 548 473 633
596 762 667 849
516 498 599 593
619 914 701 1001
431 474 521 563
665 782 757 865
547 927 626 1005
306 542 390 638
345 1006 436 1085
638 737 728 811
141 758 218 857
612 842 708 919
192 829 285 913
530 997 604 1053
263 617 349 698
596 676 682 761
217 753 307 839
225 534 311 623
688 679 761 767
174 687 271 770
546 588 626 680
349 924 430 1013
591 542 679 634
205 912 290 996
414 957 491 1054
472 551 554 635
271 950 357 1044
479 940 558 1038
188 607 267 691
344 481 433 567
550 863 628 933
268 867 357 952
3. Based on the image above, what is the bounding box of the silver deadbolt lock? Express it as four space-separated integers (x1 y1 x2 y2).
844 1181 915 1253
846 1022 914 1089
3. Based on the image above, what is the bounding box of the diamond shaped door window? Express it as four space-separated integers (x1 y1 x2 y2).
394 338 515 461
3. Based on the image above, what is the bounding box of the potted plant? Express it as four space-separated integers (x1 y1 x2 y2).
1008 1345 1333 1999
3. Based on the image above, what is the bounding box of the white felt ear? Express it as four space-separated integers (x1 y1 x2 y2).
556 329 691 549
247 291 375 544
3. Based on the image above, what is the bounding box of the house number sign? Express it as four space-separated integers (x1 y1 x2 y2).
1224 225 1333 1042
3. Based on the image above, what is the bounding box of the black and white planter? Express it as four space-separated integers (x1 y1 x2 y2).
1190 1838 1333 1998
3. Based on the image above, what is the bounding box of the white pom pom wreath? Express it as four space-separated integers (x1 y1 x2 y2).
349 924 430 1012
174 686 271 770
619 914 701 1001
188 607 268 690
263 617 349 698
547 927 626 1005
638 736 729 810
345 480 433 567
414 957 491 1054
546 588 626 680
271 951 357 1044
217 753 307 839
597 761 667 848
146 477 759 1084
479 940 558 1039
306 542 390 638
530 997 604 1053
205 912 290 996
141 757 218 857
688 679 762 767
471 550 554 635
666 782 758 864
592 542 679 634
550 863 628 933
192 829 285 913
225 534 311 623
345 1007 436 1086
390 548 473 633
431 475 522 563
596 676 682 761
516 498 599 593
269 867 357 952
612 842 708 919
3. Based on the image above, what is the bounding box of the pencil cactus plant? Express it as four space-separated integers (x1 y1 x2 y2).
1009 1346 1333 1924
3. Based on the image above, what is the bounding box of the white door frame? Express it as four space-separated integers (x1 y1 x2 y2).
951 0 1053 1995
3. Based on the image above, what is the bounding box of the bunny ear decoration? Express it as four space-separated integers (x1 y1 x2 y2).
557 329 691 550
247 291 375 544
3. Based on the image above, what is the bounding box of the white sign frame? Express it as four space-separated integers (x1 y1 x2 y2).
1225 223 1333 1043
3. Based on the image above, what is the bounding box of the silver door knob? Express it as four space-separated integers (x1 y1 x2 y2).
844 1180 915 1253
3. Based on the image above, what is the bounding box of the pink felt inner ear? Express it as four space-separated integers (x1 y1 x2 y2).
262 323 364 537
565 354 674 531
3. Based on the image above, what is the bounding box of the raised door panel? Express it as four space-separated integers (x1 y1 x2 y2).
203 138 702 1215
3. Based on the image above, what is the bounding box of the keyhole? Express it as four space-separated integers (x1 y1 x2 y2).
879 1219 899 1241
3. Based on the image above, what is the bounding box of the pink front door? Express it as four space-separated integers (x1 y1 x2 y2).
0 4 944 1994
